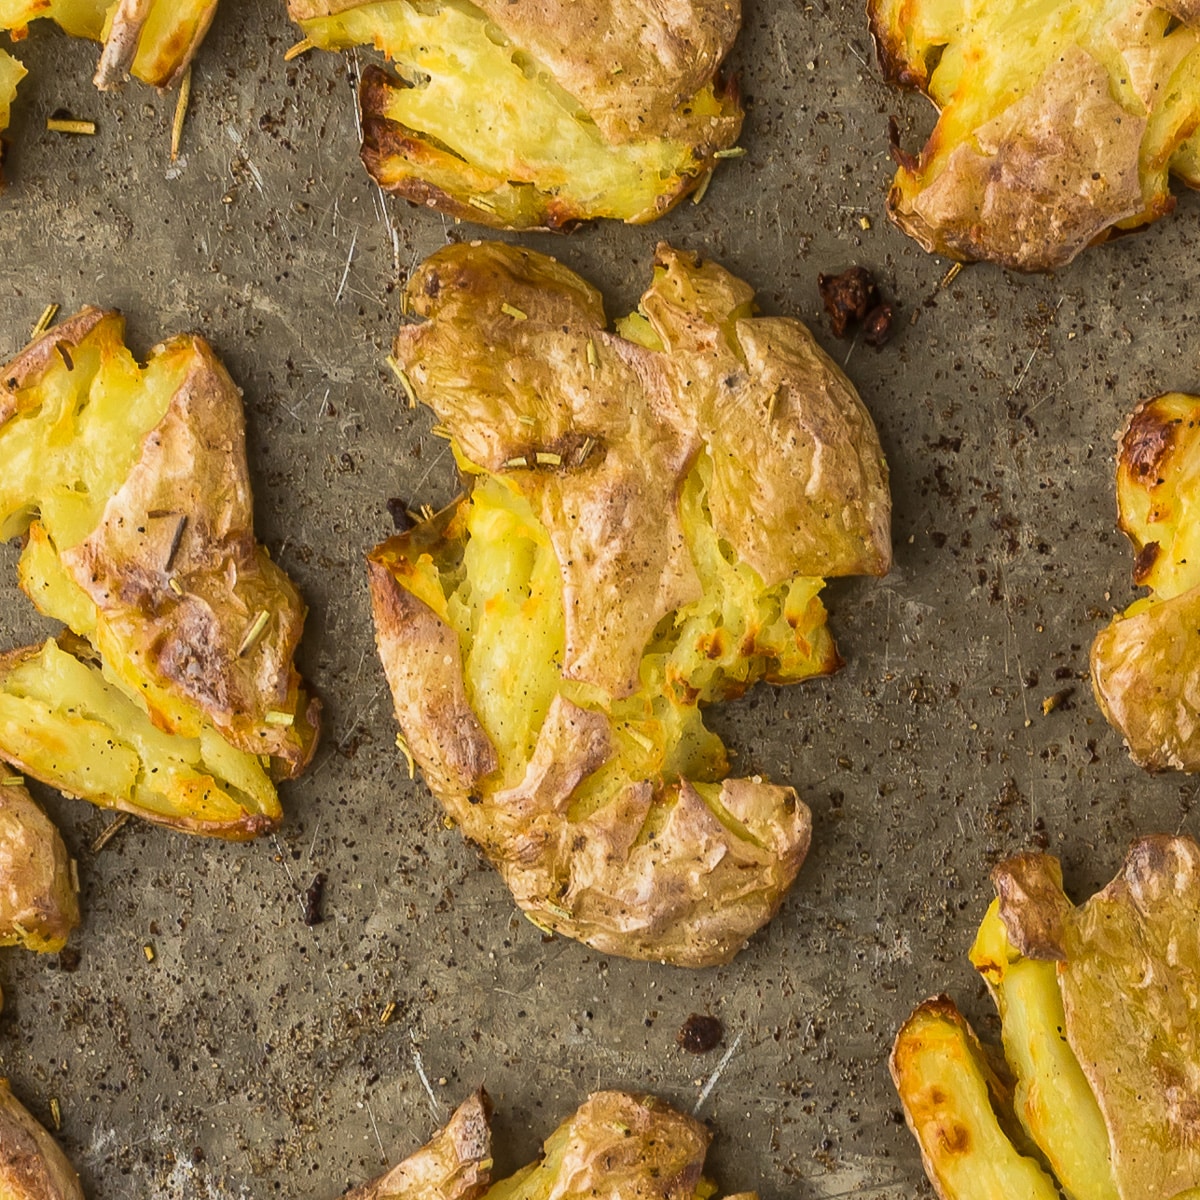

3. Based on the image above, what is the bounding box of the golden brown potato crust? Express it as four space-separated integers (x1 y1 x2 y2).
0 781 79 954
870 0 1200 269
1092 393 1200 771
0 1079 84 1200
369 242 889 966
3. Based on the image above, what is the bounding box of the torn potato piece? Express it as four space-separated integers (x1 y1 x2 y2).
342 1090 757 1200
0 307 320 837
894 837 1200 1200
369 242 891 967
288 0 743 229
0 1079 83 1200
969 888 1118 1200
1092 393 1200 771
0 0 217 88
890 998 1061 1200
0 779 79 953
869 0 1200 270
0 638 281 839
0 307 319 779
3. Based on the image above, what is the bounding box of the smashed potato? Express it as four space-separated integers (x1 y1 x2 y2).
1093 393 1200 770
368 242 891 966
0 1079 83 1200
870 0 1200 270
0 778 78 953
893 837 1200 1200
1 0 217 89
0 308 319 838
288 0 743 229
341 1090 757 1200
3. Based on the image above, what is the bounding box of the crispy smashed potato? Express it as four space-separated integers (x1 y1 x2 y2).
1093 393 1200 770
0 0 217 89
893 836 1200 1200
368 242 891 966
342 1089 757 1200
287 0 743 229
0 1079 83 1200
0 778 78 953
870 0 1200 270
0 307 320 838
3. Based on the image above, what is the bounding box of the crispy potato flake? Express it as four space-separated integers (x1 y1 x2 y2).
287 0 743 228
870 0 1200 269
368 242 891 966
342 1090 758 1200
1092 392 1200 771
894 836 1200 1200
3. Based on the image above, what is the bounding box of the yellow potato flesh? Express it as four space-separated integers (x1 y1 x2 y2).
0 313 185 547
969 901 1118 1200
422 454 834 805
892 1003 1062 1200
1116 392 1200 604
878 0 1200 244
477 1105 717 1200
0 639 278 831
0 0 109 39
123 0 213 86
300 0 730 222
0 45 24 131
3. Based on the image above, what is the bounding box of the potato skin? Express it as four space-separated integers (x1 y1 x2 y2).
342 1090 492 1200
869 0 1200 270
0 1079 84 1200
342 1090 726 1200
293 0 742 229
896 838 1200 1200
94 0 220 89
1 309 321 780
396 242 890 695
1091 393 1200 771
1054 836 1200 1200
0 782 79 954
293 0 738 142
369 241 888 967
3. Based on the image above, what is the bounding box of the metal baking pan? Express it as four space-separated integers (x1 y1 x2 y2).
0 3 1196 1195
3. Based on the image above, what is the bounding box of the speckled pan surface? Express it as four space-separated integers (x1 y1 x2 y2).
0 4 1197 1198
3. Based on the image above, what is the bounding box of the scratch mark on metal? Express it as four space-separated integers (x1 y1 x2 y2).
693 1029 744 1114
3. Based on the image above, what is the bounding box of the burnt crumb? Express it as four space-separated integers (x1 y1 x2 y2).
818 268 897 349
1133 540 1160 584
677 1013 723 1054
58 947 82 973
818 267 877 337
302 872 327 926
863 303 894 347
387 498 415 532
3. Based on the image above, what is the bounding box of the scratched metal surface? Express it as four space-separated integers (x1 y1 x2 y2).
0 3 1197 1197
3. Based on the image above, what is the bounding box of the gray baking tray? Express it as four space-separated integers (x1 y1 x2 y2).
0 3 1197 1196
